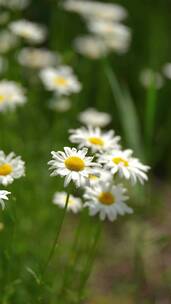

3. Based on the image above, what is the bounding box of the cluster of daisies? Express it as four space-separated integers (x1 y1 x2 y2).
49 127 150 222
0 2 82 113
63 0 131 59
0 150 25 209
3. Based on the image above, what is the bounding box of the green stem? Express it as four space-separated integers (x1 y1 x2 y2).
57 210 91 304
60 213 83 289
77 219 102 303
42 192 70 275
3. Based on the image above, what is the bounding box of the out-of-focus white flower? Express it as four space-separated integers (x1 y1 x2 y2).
84 180 133 221
88 21 131 54
0 151 25 186
48 147 99 187
78 108 111 128
0 0 29 9
84 168 112 187
0 30 18 54
53 191 82 213
69 127 120 153
64 1 130 55
17 48 59 69
40 66 81 95
9 20 47 44
49 96 71 112
0 190 10 210
163 63 171 79
99 149 150 185
140 69 164 89
88 20 129 37
74 35 108 59
63 0 127 22
0 80 26 112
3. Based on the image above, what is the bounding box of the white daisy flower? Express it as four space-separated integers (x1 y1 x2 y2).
85 168 112 187
69 127 121 153
63 1 127 22
0 151 25 186
140 69 164 89
0 80 26 112
104 32 131 54
9 20 47 44
48 147 99 187
99 149 150 184
84 180 133 221
74 35 108 59
163 63 171 79
53 191 82 213
40 66 81 95
0 190 10 210
17 48 59 69
49 96 71 112
0 30 18 54
88 20 130 38
78 108 111 128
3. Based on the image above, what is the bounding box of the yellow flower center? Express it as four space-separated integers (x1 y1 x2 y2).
54 76 68 86
65 156 85 172
88 137 104 146
112 157 129 167
89 174 98 180
68 198 75 205
0 95 5 103
0 163 13 176
98 192 115 205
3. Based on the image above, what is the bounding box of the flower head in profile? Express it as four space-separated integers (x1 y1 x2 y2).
40 66 81 95
88 21 131 54
163 63 171 80
99 149 150 184
78 108 111 128
9 19 47 44
140 68 164 89
49 96 71 112
53 191 82 213
69 126 120 153
74 35 108 59
84 168 112 187
84 180 133 221
0 80 26 112
0 190 10 210
17 47 59 69
63 0 127 22
0 151 25 186
48 147 99 187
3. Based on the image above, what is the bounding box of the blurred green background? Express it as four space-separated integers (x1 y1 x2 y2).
0 0 171 303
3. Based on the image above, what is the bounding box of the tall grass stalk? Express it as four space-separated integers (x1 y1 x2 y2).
104 58 144 159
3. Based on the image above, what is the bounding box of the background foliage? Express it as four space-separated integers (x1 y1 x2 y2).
0 0 171 303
